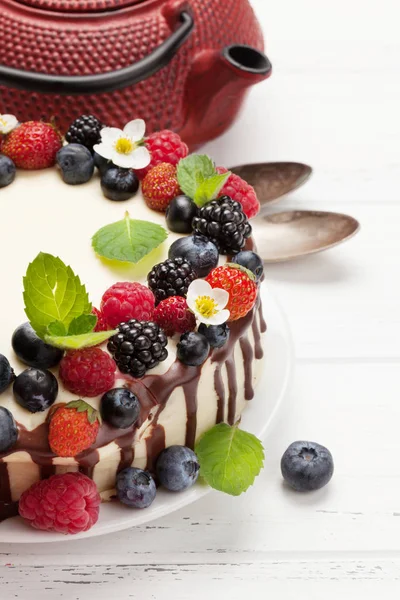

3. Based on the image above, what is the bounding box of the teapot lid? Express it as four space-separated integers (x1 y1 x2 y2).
14 0 144 11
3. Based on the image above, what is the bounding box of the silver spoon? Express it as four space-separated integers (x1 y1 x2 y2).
230 162 312 207
252 210 360 262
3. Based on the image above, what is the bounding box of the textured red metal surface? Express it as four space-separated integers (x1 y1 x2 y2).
12 0 143 11
0 0 267 147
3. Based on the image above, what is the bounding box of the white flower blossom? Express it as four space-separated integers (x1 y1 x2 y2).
0 114 18 135
187 279 230 326
93 119 151 169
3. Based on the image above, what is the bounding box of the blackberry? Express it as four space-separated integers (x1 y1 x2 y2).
107 320 168 378
192 195 252 255
147 257 197 305
65 115 104 152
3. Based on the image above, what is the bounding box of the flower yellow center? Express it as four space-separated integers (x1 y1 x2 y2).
195 295 218 319
0 117 7 127
114 137 135 155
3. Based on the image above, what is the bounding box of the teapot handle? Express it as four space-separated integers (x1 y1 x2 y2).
0 11 194 95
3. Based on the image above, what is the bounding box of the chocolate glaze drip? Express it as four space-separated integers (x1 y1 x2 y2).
0 294 266 522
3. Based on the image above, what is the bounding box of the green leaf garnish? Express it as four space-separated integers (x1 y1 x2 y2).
44 329 117 350
65 400 102 425
47 320 67 336
177 155 231 207
23 252 91 339
68 314 97 335
195 423 264 496
92 212 168 264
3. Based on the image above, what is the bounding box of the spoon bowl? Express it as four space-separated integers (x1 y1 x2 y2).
252 210 360 262
230 162 312 207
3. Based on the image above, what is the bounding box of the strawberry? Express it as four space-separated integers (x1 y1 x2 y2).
2 121 62 170
142 162 181 212
49 400 101 457
206 264 258 321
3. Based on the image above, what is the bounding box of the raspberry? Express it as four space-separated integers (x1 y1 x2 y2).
154 296 196 336
108 320 168 378
92 307 109 332
65 115 103 152
217 167 260 219
192 196 252 255
142 163 181 212
135 130 188 180
2 121 62 170
206 264 258 321
49 400 100 457
59 347 116 397
101 282 155 328
147 257 197 305
19 472 101 535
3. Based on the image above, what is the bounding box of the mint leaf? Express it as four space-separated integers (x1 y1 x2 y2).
194 172 231 207
92 213 167 263
195 423 264 496
47 321 67 336
44 329 117 350
177 155 217 198
23 252 91 339
68 314 97 335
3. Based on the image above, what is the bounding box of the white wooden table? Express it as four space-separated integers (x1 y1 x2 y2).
1 0 399 596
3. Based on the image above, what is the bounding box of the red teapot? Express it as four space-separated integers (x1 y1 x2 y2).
0 0 271 148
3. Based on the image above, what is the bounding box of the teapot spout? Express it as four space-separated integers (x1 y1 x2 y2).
179 45 272 149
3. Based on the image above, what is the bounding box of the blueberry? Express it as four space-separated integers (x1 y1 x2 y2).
156 445 200 491
0 406 18 453
165 195 198 233
0 154 16 188
101 167 139 201
177 332 210 366
94 151 113 175
101 388 140 429
231 250 264 282
168 235 219 278
116 467 156 508
0 354 15 394
12 322 63 369
198 323 230 349
56 143 94 185
13 368 58 413
281 441 334 491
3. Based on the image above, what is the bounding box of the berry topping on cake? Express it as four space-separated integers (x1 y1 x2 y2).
49 400 101 457
56 144 94 185
100 388 140 429
154 296 196 337
0 354 15 394
12 322 63 369
13 368 58 412
142 163 181 212
216 167 260 218
168 235 219 278
116 467 156 508
192 196 252 255
177 331 210 367
156 445 200 492
0 406 18 452
147 257 197 305
0 154 16 188
59 347 116 397
165 195 197 233
281 441 334 492
107 320 168 378
65 115 104 152
198 323 230 349
206 264 258 321
100 167 139 201
2 121 62 170
19 472 101 534
135 129 188 180
231 250 264 283
94 151 112 174
101 282 155 328
92 308 109 332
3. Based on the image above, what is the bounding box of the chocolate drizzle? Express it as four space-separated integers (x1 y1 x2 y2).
0 294 266 523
